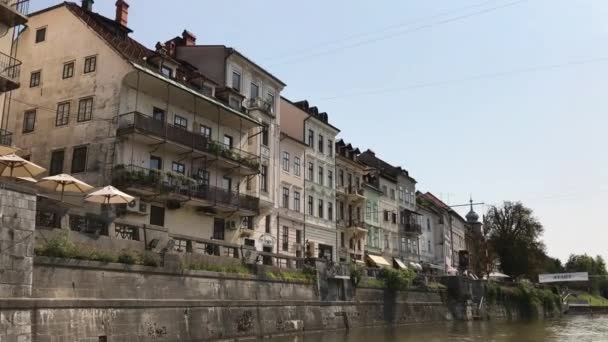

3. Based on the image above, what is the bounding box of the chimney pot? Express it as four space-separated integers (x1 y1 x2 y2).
81 0 94 11
115 0 129 27
182 30 197 46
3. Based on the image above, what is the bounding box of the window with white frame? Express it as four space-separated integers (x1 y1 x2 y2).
282 151 290 172
294 157 301 176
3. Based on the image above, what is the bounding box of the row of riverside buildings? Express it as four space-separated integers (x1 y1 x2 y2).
0 0 483 273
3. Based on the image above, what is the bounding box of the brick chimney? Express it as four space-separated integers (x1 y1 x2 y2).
115 0 129 27
81 0 94 11
182 30 196 46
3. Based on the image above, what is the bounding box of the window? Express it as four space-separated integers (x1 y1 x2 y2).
307 162 313 181
171 162 185 174
282 151 290 172
318 199 324 218
250 82 259 99
77 97 93 122
150 206 165 226
265 215 271 233
294 157 301 176
55 102 70 126
296 230 302 244
282 187 289 209
201 84 213 96
35 27 46 43
222 176 232 191
328 140 333 157
338 201 344 220
318 166 324 185
153 107 165 122
243 217 254 231
428 240 432 253
49 150 64 176
84 56 97 73
150 156 162 170
390 189 395 200
62 61 74 79
229 97 241 109
366 201 371 220
392 213 397 224
22 110 36 133
244 239 255 247
328 170 333 188
199 169 210 185
224 135 233 149
261 124 269 146
382 185 388 196
328 202 333 221
347 173 352 187
260 165 268 192
71 146 87 173
373 203 378 221
384 210 389 222
174 115 187 130
308 129 314 148
307 196 313 215
384 234 389 250
282 226 289 251
266 92 275 113
427 218 431 231
339 169 344 187
318 134 324 153
160 65 172 78
200 125 211 138
340 232 345 248
232 71 241 91
294 191 300 212
30 71 41 87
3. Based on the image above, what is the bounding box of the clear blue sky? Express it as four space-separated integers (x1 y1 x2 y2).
33 0 608 263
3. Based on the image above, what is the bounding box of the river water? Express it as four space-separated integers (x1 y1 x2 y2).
268 315 608 342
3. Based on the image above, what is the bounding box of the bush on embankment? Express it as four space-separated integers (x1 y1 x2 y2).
378 268 417 291
486 281 561 318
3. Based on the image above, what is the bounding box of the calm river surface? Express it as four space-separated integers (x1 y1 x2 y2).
268 315 608 342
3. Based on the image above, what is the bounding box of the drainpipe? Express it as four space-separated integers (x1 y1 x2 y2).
302 115 311 257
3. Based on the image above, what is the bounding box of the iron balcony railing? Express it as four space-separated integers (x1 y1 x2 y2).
112 164 259 212
0 51 20 89
0 128 12 146
401 222 423 235
1 0 29 15
117 112 260 172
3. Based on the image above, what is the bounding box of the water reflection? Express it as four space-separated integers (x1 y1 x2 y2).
268 315 608 342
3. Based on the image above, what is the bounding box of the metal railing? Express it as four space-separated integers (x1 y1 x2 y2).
36 209 62 229
0 128 11 146
112 164 259 212
1 0 29 15
401 222 423 234
117 112 260 171
0 51 20 87
69 214 109 236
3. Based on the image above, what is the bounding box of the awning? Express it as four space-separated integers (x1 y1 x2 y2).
393 258 408 270
366 254 391 268
354 259 365 265
489 272 510 278
409 262 423 271
426 263 444 270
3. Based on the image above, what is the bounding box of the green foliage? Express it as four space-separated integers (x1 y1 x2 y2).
569 293 608 307
265 269 316 283
427 282 447 290
141 251 161 267
378 268 416 291
117 249 139 265
485 202 546 279
349 265 364 287
184 260 252 275
359 277 385 288
486 282 561 317
565 254 607 276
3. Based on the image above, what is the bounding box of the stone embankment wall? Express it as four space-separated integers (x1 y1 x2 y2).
2 258 446 341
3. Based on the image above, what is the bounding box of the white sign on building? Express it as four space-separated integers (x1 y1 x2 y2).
538 272 589 283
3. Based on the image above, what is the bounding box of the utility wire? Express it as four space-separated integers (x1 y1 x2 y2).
262 0 502 62
320 56 608 100
268 0 528 67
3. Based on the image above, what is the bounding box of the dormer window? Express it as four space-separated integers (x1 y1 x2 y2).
201 84 213 96
161 65 173 78
229 96 241 110
266 92 275 113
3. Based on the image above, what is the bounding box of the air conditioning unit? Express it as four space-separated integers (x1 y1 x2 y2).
225 220 238 230
126 197 148 215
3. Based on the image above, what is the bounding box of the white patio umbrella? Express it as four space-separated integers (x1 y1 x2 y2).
37 174 93 201
0 153 45 177
0 145 18 156
85 185 134 205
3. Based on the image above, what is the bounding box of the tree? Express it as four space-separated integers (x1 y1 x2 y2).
484 201 545 279
539 254 564 274
565 254 607 275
